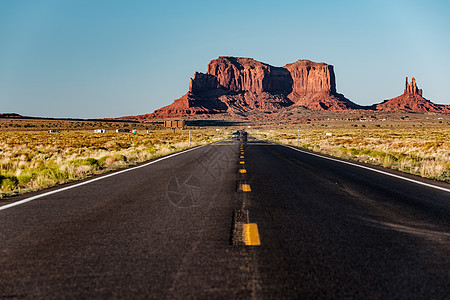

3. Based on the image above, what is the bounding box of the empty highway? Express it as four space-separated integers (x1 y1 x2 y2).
1 138 449 299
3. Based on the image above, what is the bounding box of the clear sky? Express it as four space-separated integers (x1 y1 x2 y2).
1 0 449 118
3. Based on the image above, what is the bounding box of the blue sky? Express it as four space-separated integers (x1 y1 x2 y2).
1 0 449 118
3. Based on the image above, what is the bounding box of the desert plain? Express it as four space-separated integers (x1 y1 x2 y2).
1 112 448 197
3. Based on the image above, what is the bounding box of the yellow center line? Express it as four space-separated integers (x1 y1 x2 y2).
242 183 251 192
240 155 244 159
239 169 247 174
243 223 261 246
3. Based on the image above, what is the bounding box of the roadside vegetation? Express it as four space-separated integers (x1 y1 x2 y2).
251 124 450 182
0 118 157 131
0 128 228 197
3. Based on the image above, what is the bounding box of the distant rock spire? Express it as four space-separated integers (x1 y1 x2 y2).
404 77 423 96
405 77 409 94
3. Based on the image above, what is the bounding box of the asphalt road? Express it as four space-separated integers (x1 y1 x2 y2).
1 138 449 299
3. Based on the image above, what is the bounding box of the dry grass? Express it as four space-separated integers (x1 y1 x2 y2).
0 129 228 197
250 125 450 182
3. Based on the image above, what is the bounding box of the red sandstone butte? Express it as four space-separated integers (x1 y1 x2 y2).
148 57 360 118
284 60 360 110
374 77 450 113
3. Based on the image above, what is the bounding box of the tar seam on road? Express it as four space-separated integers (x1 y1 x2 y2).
0 143 212 212
284 144 450 194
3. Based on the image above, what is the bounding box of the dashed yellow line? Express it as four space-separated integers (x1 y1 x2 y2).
239 169 247 174
240 155 244 159
243 223 260 246
239 161 245 165
242 184 251 192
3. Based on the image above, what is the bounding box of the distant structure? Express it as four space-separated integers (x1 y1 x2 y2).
164 119 185 130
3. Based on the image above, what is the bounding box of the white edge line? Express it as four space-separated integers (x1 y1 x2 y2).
282 144 450 194
0 143 211 211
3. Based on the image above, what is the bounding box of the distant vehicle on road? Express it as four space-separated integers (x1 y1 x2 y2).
48 130 60 133
116 129 130 133
242 131 247 141
94 129 107 133
232 130 248 141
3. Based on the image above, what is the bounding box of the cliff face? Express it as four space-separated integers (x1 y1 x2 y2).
283 60 361 110
284 60 335 97
150 56 359 118
374 77 450 113
206 57 292 94
188 72 219 94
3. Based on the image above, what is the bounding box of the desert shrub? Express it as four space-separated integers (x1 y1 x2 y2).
359 149 371 155
114 154 127 162
0 162 14 171
40 166 67 182
71 158 101 169
84 158 98 166
349 148 359 156
420 160 447 179
98 156 108 166
0 174 19 190
18 174 33 185
146 148 157 154
368 151 386 158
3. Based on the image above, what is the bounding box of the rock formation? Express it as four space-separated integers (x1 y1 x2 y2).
374 77 450 113
125 59 449 120
404 77 422 96
284 60 361 110
149 57 360 118
0 113 23 118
